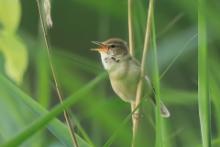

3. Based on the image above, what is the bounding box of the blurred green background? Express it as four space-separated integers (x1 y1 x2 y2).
0 0 219 147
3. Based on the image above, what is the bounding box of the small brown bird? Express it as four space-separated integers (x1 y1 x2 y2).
91 38 170 117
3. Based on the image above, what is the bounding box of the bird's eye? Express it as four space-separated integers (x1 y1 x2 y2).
109 44 116 48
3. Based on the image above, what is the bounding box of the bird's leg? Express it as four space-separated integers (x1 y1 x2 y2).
131 102 141 121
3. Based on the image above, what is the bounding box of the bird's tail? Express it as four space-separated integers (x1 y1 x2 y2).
145 76 170 117
159 101 170 118
150 96 170 118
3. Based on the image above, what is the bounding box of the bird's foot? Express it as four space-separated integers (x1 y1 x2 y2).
132 112 143 120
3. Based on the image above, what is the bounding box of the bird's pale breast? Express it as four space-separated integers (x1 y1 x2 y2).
109 59 141 103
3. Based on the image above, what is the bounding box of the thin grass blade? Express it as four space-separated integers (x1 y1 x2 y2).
198 0 211 146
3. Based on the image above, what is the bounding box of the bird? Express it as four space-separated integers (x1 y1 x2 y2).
91 38 170 118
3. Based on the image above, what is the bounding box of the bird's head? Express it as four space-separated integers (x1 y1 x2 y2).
91 38 129 58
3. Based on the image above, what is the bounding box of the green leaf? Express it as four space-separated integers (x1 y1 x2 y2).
152 10 164 147
198 0 211 146
0 73 106 147
0 73 92 147
0 32 28 84
0 0 21 32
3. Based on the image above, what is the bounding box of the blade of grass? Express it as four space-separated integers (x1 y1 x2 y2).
36 0 79 146
54 50 101 75
103 103 141 147
103 110 132 147
161 87 197 105
148 27 197 71
210 76 220 136
198 0 211 146
78 93 135 147
36 47 50 108
69 113 96 147
157 13 184 38
209 57 220 136
0 75 88 147
1 72 106 147
152 9 163 147
160 33 197 79
133 0 146 58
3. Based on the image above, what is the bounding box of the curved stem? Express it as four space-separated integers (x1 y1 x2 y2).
132 0 154 146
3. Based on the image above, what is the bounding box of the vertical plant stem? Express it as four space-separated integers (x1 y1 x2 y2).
128 0 134 56
152 10 163 147
128 0 136 145
128 1 136 145
35 0 79 147
198 0 211 146
36 2 51 145
37 45 50 108
132 0 154 146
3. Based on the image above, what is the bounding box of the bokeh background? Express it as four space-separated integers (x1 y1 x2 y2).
0 0 219 147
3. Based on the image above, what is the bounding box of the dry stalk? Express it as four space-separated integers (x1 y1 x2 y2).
132 0 154 146
128 0 134 56
36 0 79 146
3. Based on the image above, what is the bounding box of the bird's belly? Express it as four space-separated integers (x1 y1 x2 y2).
108 59 141 103
110 77 138 103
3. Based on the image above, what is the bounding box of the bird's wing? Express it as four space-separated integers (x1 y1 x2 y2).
144 75 170 118
131 56 170 117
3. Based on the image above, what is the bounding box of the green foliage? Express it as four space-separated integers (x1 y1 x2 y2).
152 11 163 147
0 0 21 32
0 74 91 147
0 0 28 84
0 73 106 147
0 32 27 84
198 0 211 146
0 0 219 146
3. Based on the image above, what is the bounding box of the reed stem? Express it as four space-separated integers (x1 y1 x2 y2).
132 0 154 146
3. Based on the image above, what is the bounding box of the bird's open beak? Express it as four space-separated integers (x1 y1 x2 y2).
90 41 108 53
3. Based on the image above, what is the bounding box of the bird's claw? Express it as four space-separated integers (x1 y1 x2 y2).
132 112 143 120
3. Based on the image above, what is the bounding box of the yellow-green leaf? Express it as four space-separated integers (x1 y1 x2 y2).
0 0 21 33
0 33 28 84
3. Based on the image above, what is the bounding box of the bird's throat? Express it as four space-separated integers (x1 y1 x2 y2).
100 53 131 72
100 54 115 70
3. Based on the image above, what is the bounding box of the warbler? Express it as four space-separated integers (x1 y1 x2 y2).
91 38 170 118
